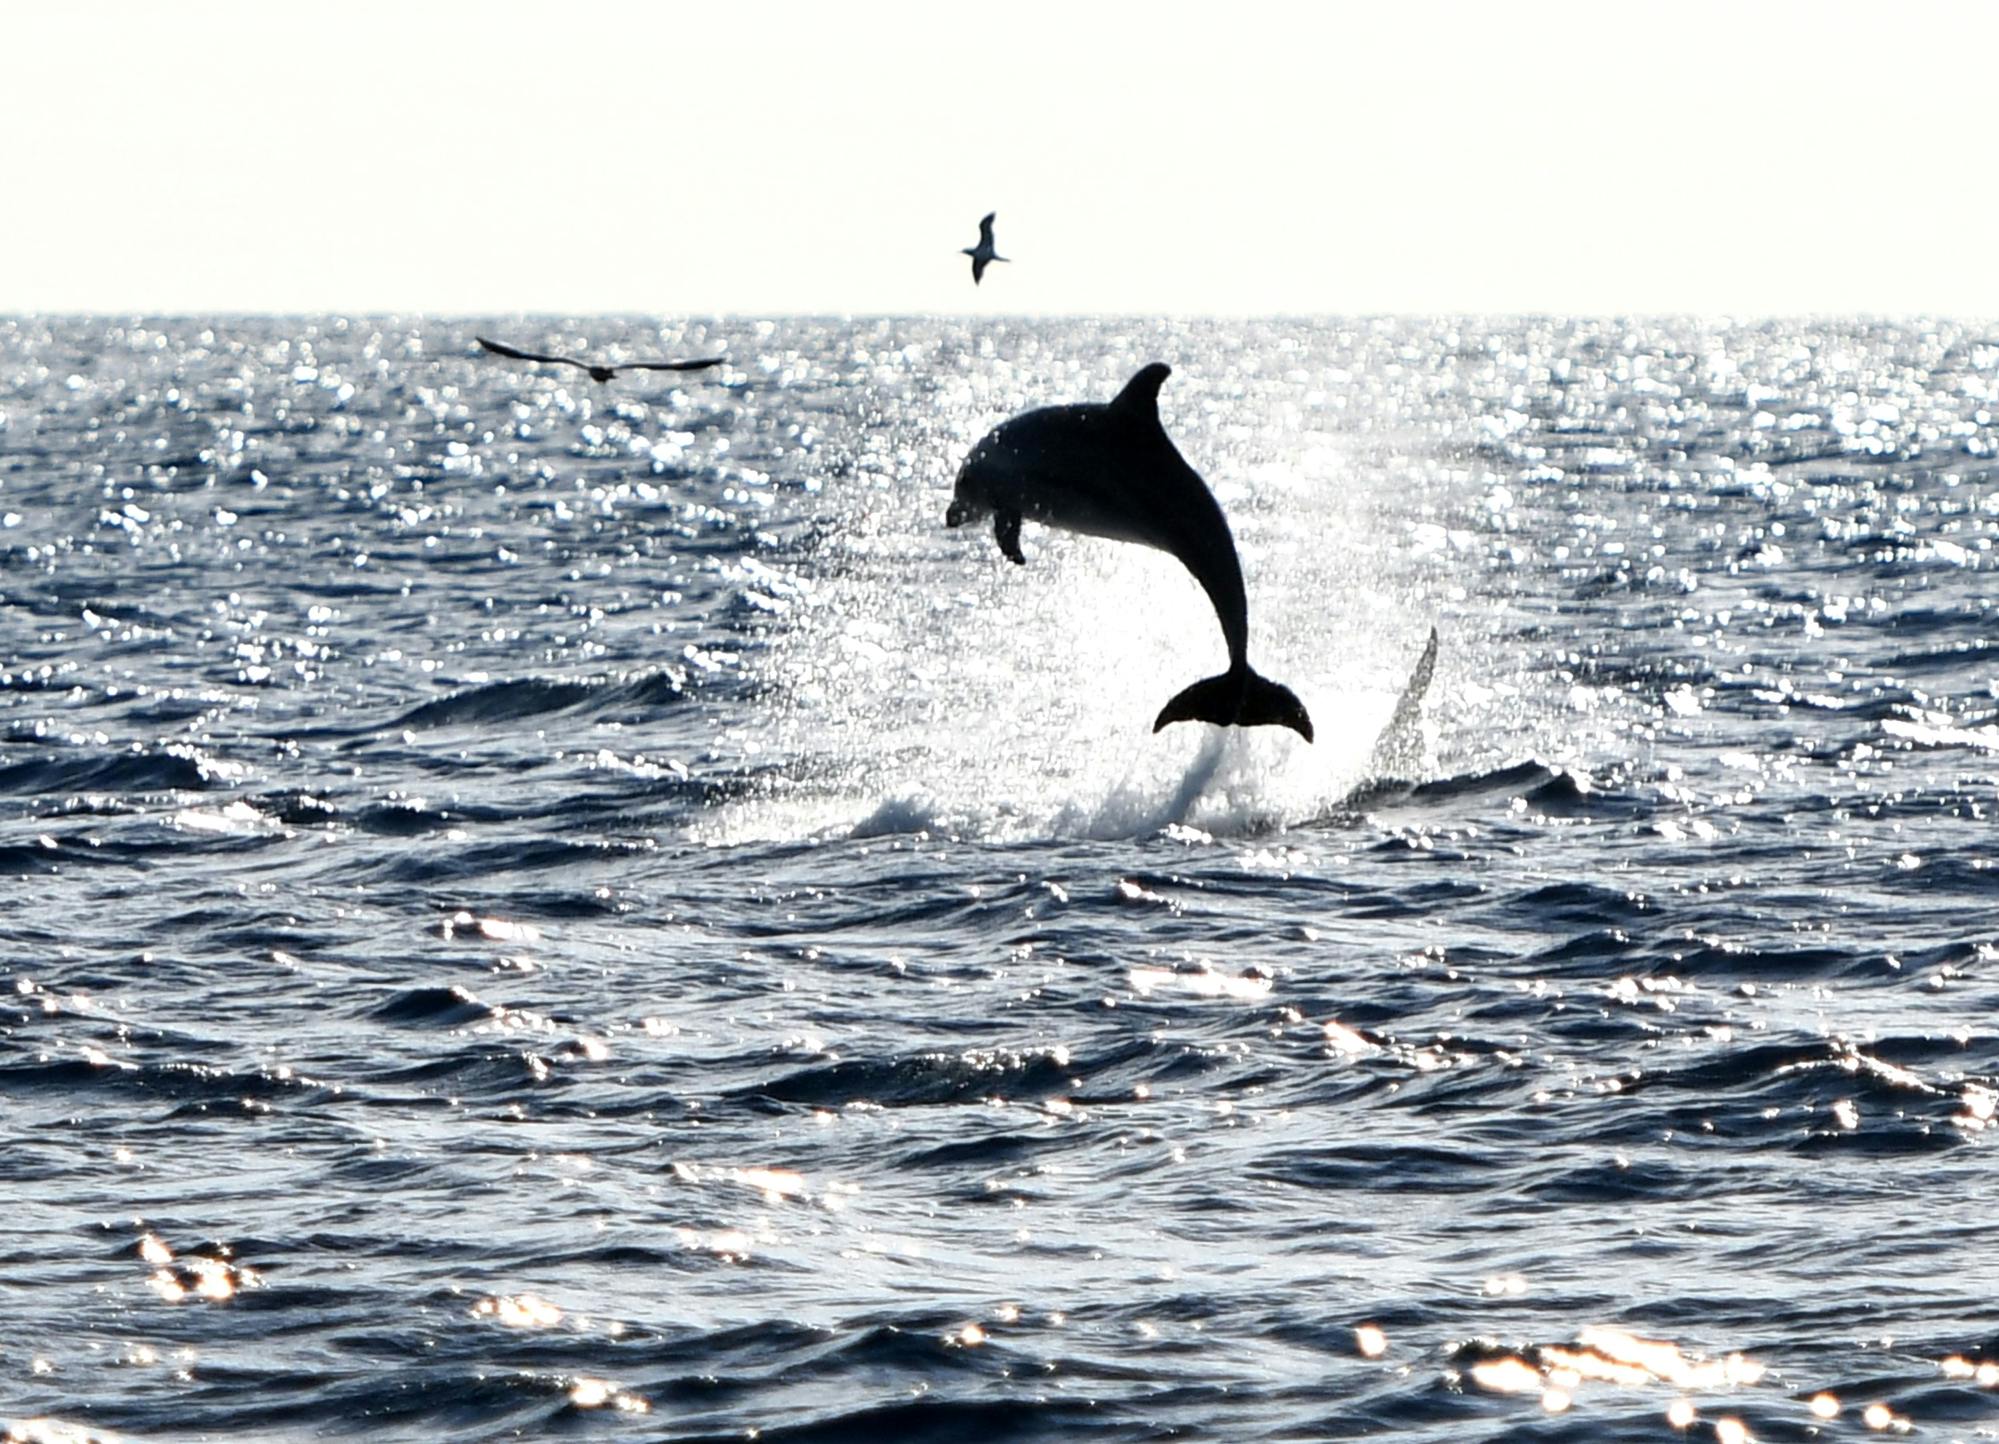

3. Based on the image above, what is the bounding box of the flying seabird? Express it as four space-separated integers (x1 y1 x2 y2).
475 336 725 383
961 212 1009 285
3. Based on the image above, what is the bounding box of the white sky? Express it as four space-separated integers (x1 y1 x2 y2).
7 0 1998 316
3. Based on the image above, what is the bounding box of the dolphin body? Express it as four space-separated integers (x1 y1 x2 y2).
946 362 1313 742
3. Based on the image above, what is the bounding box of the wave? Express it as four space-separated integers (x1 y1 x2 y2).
0 744 219 797
377 668 691 736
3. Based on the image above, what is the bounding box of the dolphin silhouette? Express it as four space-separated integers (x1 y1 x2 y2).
945 362 1313 742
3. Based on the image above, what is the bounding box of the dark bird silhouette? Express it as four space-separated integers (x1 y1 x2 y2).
476 336 724 383
961 212 1009 285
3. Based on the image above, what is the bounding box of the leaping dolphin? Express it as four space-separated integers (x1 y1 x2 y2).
946 362 1313 742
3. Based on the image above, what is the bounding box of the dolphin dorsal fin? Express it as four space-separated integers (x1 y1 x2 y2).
1110 362 1171 422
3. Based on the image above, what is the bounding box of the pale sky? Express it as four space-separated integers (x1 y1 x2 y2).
7 0 1998 316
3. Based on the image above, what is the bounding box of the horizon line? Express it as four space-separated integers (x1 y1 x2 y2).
6 308 1997 326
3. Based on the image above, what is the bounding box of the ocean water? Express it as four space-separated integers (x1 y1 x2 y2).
2 314 1996 1442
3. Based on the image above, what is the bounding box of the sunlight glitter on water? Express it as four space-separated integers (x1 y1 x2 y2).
474 1294 562 1329
1861 1401 1910 1432
1574 1326 1765 1390
1461 1326 1780 1432
6 317 1997 1441
438 912 543 945
136 1232 258 1305
734 1166 810 1204
1939 1354 1999 1386
568 1376 649 1413
4 1421 126 1444
1127 962 1273 1001
1466 1355 1543 1394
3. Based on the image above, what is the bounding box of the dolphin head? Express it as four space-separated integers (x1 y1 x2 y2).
945 441 995 529
946 424 1039 529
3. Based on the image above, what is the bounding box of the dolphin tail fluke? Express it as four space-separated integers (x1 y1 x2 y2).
1153 668 1313 743
1239 671 1314 742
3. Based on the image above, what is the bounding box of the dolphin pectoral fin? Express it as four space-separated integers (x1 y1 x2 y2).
995 509 1025 564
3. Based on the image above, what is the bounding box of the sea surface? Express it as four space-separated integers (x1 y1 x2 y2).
2 315 1997 1442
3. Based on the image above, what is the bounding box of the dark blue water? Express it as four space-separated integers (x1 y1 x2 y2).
3 316 1997 1442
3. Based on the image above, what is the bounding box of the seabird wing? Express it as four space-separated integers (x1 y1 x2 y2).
625 356 728 373
478 337 585 370
971 255 989 284
977 212 997 246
